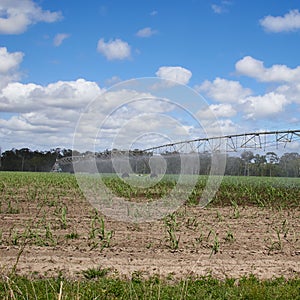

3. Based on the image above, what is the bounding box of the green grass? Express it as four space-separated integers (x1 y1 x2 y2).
0 275 299 299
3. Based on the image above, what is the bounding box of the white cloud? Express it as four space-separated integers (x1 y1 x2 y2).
0 0 62 34
105 76 122 86
211 4 223 14
0 47 23 74
53 33 70 46
211 1 231 14
0 79 184 150
136 27 157 37
275 83 300 103
202 119 239 136
260 9 300 33
235 56 300 83
196 77 252 103
242 92 289 119
156 66 192 85
0 47 24 89
0 79 103 113
0 78 106 150
197 103 236 119
97 38 131 60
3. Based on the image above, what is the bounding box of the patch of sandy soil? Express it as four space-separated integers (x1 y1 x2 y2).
0 196 299 280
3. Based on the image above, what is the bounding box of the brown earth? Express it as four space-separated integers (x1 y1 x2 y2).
0 195 299 280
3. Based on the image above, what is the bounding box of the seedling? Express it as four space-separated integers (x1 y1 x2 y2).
89 210 114 250
60 206 67 229
195 231 203 244
225 230 234 243
164 213 180 250
265 227 283 255
210 234 220 258
216 210 223 222
65 232 79 239
230 200 240 219
186 217 199 229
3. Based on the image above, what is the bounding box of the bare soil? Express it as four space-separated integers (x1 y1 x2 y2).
0 195 299 280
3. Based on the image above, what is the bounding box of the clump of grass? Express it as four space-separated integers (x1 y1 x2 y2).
225 230 235 243
82 266 110 279
65 232 79 239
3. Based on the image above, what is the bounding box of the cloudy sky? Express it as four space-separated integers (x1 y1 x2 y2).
0 0 300 152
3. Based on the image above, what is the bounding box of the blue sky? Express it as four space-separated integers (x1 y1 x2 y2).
0 0 300 152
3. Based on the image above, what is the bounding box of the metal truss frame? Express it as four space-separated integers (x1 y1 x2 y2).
55 130 300 167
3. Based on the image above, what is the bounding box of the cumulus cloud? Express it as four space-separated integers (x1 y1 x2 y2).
242 92 289 119
156 66 192 85
197 103 236 119
0 78 106 150
0 47 24 89
0 79 188 151
195 55 299 121
0 47 23 74
236 56 300 83
0 79 103 113
275 83 300 103
97 38 131 60
196 77 252 103
201 119 239 137
0 0 62 34
260 9 300 32
136 27 157 37
53 33 70 46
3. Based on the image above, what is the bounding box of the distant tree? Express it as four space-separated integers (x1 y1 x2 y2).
279 152 300 177
241 151 254 176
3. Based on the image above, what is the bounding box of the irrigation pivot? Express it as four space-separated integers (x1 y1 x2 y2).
53 129 300 170
142 130 300 154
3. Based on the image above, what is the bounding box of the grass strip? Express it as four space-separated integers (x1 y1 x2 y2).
0 275 299 299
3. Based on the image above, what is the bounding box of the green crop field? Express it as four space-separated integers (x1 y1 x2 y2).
0 172 299 299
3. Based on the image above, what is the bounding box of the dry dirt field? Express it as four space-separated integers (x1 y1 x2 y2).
1 190 299 280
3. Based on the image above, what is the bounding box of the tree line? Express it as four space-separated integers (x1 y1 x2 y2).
0 148 300 178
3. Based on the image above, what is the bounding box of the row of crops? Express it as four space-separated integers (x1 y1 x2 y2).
1 172 300 209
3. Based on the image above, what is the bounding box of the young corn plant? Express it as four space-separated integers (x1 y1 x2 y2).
265 221 289 255
265 231 282 255
210 233 220 258
224 230 234 243
186 217 199 229
195 231 203 245
44 223 56 246
60 206 67 229
230 200 240 219
89 210 114 251
164 213 180 250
